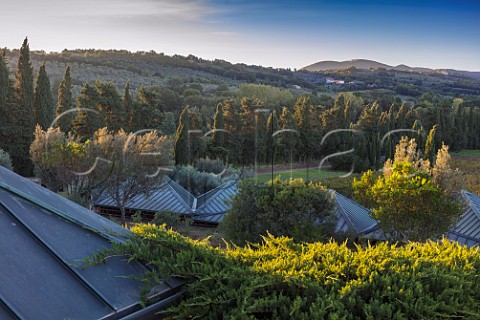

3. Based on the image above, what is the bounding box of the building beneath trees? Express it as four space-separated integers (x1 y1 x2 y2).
0 166 183 319
331 190 381 240
93 178 238 226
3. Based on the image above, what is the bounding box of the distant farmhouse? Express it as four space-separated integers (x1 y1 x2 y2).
325 78 345 88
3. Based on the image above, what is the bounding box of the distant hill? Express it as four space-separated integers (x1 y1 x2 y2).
3 47 479 100
302 59 480 80
302 59 392 71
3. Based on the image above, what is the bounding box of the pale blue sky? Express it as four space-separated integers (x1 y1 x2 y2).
1 0 479 70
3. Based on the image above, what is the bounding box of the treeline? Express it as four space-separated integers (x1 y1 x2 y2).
186 94 480 172
299 66 480 97
1 38 480 177
5 48 312 89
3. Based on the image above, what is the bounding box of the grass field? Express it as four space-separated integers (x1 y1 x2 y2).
451 150 480 158
255 167 349 182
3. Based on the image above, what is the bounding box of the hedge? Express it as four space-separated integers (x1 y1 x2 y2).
89 224 480 319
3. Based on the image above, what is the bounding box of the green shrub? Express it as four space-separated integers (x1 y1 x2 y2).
132 211 143 223
89 224 480 319
222 178 335 244
170 165 222 196
194 157 225 174
152 210 183 228
0 148 13 170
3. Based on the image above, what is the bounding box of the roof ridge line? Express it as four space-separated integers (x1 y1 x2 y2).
462 190 480 221
166 180 195 214
0 182 124 242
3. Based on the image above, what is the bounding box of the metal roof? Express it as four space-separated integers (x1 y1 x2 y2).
331 191 379 237
94 178 194 215
0 166 183 319
447 190 480 247
193 181 238 224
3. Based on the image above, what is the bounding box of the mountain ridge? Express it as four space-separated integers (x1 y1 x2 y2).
301 59 480 79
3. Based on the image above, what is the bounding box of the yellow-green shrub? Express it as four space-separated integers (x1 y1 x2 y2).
90 224 480 319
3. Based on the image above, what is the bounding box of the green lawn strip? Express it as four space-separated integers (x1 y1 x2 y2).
451 149 480 158
255 167 349 182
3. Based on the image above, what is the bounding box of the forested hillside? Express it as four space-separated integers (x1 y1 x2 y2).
3 48 480 102
1 39 480 182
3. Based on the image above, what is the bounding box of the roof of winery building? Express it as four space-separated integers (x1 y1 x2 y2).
331 190 379 238
94 178 195 215
0 166 183 320
447 190 480 247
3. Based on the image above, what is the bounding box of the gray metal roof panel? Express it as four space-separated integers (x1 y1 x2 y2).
195 181 238 215
332 191 378 235
446 231 480 247
449 191 480 242
193 213 225 224
0 167 129 241
95 178 194 215
0 167 184 319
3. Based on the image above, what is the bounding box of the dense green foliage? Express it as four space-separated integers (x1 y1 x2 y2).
56 66 73 132
354 163 461 242
1 39 480 179
0 149 13 170
169 165 222 196
222 178 335 244
33 63 54 129
4 38 35 175
89 224 480 319
353 138 462 242
0 49 9 104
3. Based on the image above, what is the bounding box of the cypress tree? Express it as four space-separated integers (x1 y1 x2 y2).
425 124 438 165
122 80 133 130
0 50 19 171
0 49 9 104
16 38 34 114
212 103 224 147
96 81 123 131
188 107 204 162
279 106 297 164
266 110 279 164
33 63 54 129
174 106 190 165
14 37 35 175
56 66 72 132
72 83 101 140
293 96 312 162
255 109 268 164
159 112 176 135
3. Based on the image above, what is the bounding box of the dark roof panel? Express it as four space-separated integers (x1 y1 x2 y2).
0 166 184 319
332 191 378 236
0 189 146 309
195 181 237 215
447 191 480 247
94 178 194 215
0 167 128 241
0 205 113 320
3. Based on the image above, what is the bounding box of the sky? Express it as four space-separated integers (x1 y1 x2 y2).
1 0 479 71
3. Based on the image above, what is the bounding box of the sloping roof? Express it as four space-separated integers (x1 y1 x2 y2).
331 191 379 237
0 167 183 319
447 190 480 247
95 178 194 215
193 180 238 224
